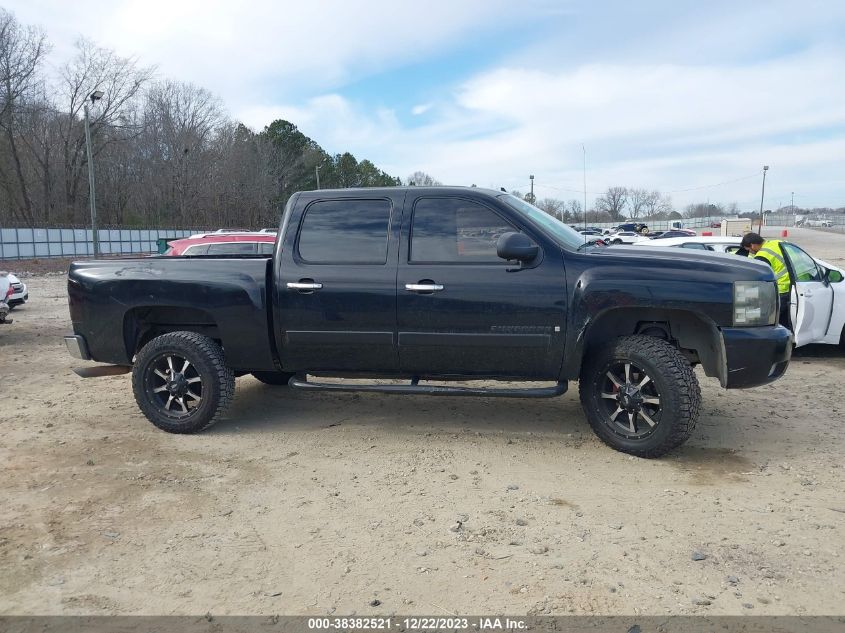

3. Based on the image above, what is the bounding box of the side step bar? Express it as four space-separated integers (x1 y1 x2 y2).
288 375 567 399
73 364 132 378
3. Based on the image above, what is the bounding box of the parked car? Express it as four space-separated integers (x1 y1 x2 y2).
710 222 722 228
65 186 791 458
164 233 277 256
0 272 13 324
4 272 27 308
799 219 833 228
608 231 650 245
650 229 697 239
578 229 603 236
610 223 650 234
638 236 845 348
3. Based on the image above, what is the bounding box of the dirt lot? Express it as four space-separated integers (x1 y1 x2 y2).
1 227 844 616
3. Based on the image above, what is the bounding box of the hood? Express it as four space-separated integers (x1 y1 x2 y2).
588 244 774 282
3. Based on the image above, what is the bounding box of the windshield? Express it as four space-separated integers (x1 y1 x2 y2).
499 194 590 251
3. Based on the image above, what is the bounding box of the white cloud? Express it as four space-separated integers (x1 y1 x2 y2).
264 47 845 207
6 0 523 114
411 103 433 116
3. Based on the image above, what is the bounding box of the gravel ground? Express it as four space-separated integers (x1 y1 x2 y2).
1 227 843 616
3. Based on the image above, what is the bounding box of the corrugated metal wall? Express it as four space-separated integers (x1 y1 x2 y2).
0 227 203 259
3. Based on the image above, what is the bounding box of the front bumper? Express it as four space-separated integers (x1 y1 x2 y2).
64 334 92 360
721 325 792 389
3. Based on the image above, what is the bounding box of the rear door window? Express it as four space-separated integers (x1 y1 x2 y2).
297 199 391 264
258 242 275 255
206 242 258 255
181 244 210 255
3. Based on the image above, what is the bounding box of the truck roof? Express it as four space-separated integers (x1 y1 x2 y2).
297 186 506 198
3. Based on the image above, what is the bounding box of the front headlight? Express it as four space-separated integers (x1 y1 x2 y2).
733 281 777 326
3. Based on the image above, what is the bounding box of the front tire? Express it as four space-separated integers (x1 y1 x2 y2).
579 335 701 457
132 331 234 433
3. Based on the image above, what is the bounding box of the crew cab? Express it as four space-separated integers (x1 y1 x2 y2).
65 187 792 457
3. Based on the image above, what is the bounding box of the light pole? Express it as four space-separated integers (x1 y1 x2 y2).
315 164 321 190
84 90 104 257
758 165 769 233
582 144 587 233
791 191 794 214
528 174 534 204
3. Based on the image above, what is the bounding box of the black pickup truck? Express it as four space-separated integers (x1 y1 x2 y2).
65 187 792 456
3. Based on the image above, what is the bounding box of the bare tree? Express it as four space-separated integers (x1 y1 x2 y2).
627 187 649 219
0 8 48 224
54 38 153 220
595 186 627 221
407 171 441 186
142 80 225 223
536 197 564 220
642 190 673 217
684 202 724 219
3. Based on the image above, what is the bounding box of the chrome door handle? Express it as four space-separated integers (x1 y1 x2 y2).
287 282 323 290
405 283 444 292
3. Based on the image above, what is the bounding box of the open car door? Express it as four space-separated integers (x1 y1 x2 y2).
782 242 834 346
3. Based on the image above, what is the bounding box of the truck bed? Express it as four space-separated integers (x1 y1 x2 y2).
67 256 279 371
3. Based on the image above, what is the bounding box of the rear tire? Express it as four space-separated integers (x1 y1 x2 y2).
132 331 234 433
579 335 701 457
251 371 295 386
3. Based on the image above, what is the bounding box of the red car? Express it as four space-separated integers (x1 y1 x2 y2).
164 233 277 256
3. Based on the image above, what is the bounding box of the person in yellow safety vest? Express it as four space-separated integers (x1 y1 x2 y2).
739 232 792 329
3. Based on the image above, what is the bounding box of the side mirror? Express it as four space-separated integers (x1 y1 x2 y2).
497 232 539 264
826 268 844 283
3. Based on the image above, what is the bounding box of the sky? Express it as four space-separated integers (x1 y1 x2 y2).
7 0 845 210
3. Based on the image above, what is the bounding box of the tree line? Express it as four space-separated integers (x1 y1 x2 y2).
0 8 402 229
522 187 679 224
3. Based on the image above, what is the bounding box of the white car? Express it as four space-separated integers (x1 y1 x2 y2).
5 272 27 308
638 236 845 347
0 272 14 323
607 231 649 245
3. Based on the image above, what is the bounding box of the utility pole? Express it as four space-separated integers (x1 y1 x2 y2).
84 90 104 258
529 174 535 204
315 165 321 190
758 165 769 233
791 191 794 214
582 144 587 233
